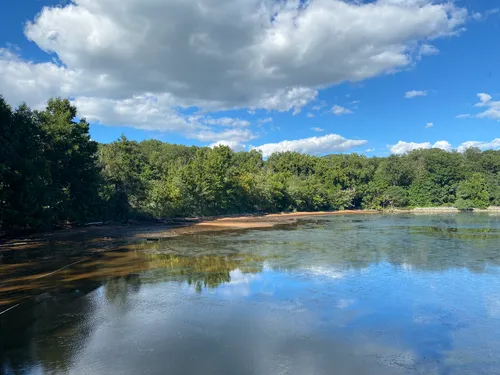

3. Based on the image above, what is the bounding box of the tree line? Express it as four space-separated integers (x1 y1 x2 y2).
1 97 499 233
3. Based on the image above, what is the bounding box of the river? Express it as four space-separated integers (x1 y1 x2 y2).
1 213 500 374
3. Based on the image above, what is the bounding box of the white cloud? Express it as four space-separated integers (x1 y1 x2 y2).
455 93 500 121
306 113 315 118
457 138 500 153
1 0 467 120
472 12 483 21
389 140 451 154
331 105 353 115
476 93 493 106
477 108 500 120
474 93 500 120
194 127 257 143
365 148 375 153
390 138 500 154
425 122 433 128
433 140 452 152
254 87 318 115
204 117 251 127
311 127 324 132
258 117 273 124
74 95 194 132
472 8 499 21
419 44 439 57
209 140 247 152
74 95 258 144
405 90 428 99
252 134 367 157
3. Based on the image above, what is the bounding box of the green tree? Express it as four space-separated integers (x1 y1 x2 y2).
382 186 409 209
99 135 148 219
0 98 48 230
455 173 490 210
37 98 102 223
181 146 236 215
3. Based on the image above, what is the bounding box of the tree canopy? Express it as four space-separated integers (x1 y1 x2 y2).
1 96 499 234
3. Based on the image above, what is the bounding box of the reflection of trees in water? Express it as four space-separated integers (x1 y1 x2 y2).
141 253 264 292
2 215 500 373
0 279 101 375
0 252 264 374
104 273 141 303
0 272 144 375
214 215 500 274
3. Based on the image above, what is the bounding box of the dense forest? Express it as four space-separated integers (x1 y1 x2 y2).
1 97 499 233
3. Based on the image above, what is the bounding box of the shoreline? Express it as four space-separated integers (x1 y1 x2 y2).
384 206 500 214
137 209 378 238
2 207 500 250
0 210 373 251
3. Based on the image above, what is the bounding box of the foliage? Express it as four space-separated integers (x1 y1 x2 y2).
1 97 101 232
2 96 500 234
382 186 409 208
455 173 490 210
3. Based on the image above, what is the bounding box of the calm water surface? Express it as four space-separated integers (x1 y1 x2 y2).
1 214 500 375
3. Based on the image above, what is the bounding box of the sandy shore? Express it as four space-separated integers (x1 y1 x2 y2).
137 210 377 239
3 207 499 250
0 210 376 251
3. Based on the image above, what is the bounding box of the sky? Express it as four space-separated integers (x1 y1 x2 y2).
0 0 499 157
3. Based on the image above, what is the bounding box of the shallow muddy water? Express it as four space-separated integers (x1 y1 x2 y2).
1 213 500 374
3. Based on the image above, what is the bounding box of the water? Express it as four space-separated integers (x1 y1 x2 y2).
1 214 500 375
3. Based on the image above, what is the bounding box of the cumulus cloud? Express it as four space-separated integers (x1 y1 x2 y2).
365 148 375 153
74 95 194 132
455 93 500 121
254 87 318 115
209 140 247 152
1 0 467 117
194 127 257 143
389 138 500 154
474 93 500 120
457 138 500 153
331 105 353 115
405 90 428 99
252 134 367 157
425 122 433 128
433 140 453 152
476 93 493 106
389 140 451 154
74 95 258 144
311 127 324 132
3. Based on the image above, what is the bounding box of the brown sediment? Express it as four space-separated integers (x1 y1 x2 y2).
1 210 375 310
0 210 377 249
135 210 377 239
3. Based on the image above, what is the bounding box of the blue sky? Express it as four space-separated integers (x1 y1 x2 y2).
0 0 499 156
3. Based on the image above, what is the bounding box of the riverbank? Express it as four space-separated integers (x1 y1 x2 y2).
2 207 500 251
0 210 374 252
137 210 378 239
384 206 500 214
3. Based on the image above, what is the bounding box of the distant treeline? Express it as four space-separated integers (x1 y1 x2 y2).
1 97 499 233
